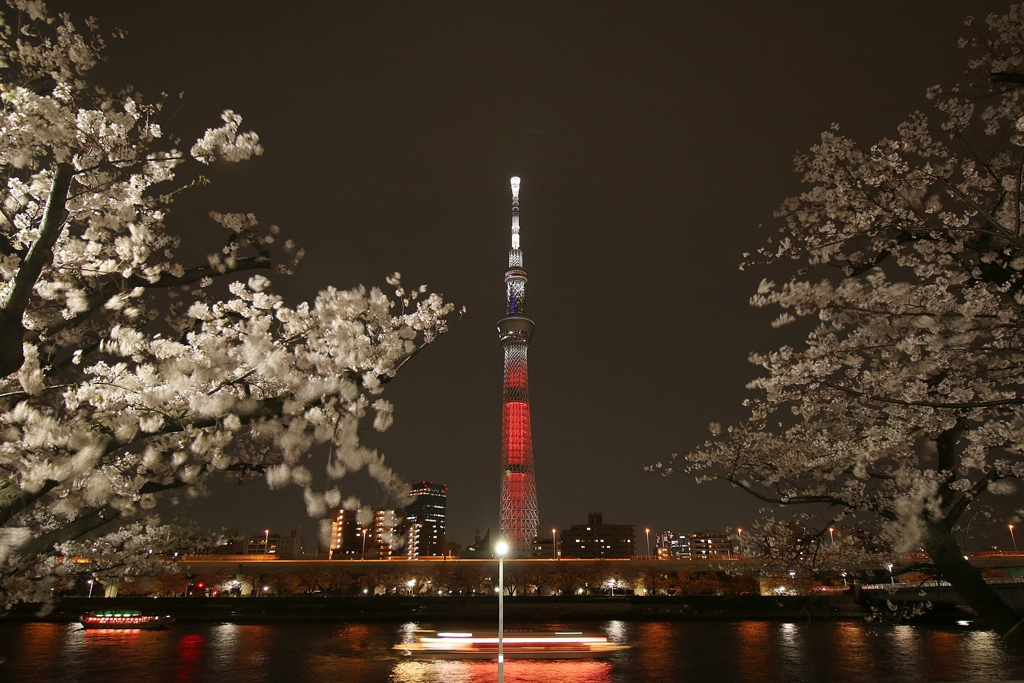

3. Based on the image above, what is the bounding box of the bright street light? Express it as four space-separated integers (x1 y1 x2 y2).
495 540 509 683
361 528 368 560
87 579 94 598
552 528 557 560
1011 524 1019 554
645 528 651 557
828 527 835 544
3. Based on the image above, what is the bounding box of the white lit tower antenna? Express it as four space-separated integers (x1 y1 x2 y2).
497 176 538 556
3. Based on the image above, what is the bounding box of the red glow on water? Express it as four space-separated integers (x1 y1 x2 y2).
174 633 205 682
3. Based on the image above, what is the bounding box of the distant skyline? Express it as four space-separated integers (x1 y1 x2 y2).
53 1 1017 553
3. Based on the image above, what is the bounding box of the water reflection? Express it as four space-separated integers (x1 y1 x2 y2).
391 659 612 683
735 620 772 680
2 619 1024 682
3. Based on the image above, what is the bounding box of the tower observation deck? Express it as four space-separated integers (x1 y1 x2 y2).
497 176 538 556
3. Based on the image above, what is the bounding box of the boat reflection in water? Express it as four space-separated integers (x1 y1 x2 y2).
395 630 629 660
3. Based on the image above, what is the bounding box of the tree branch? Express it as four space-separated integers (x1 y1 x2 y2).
0 163 74 377
944 469 1001 527
28 254 271 344
0 479 58 526
824 381 1024 409
15 504 120 561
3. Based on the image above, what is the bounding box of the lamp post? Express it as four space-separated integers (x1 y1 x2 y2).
87 579 94 598
887 563 895 585
737 528 743 558
361 528 368 560
1011 524 1019 554
552 528 557 560
645 528 651 557
496 540 508 683
264 529 269 554
828 526 835 544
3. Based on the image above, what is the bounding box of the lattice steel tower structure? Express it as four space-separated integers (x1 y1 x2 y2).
497 176 538 556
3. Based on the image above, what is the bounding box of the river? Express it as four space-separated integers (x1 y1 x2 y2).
2 620 1022 682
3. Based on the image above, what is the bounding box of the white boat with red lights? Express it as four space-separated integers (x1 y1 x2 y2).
394 630 629 659
79 610 174 630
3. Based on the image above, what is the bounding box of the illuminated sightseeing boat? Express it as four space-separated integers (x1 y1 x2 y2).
395 630 629 659
79 610 175 630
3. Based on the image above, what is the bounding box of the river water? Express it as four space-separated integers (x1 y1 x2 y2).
1 620 1023 682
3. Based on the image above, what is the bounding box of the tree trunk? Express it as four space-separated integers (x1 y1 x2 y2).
922 518 1024 649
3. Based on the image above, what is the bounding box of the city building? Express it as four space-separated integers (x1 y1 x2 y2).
690 531 732 558
656 531 691 559
243 526 303 558
359 509 403 559
462 528 494 559
404 481 447 558
497 176 539 557
276 526 304 559
245 530 278 556
532 535 558 559
560 513 635 559
324 507 360 558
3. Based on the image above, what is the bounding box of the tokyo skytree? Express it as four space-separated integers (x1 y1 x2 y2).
497 176 538 556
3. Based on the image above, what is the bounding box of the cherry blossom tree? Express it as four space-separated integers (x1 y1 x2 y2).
0 3 455 604
660 5 1024 647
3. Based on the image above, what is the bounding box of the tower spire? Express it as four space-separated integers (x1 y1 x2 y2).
497 176 538 557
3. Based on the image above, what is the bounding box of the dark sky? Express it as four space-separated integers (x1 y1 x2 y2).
54 1 1011 550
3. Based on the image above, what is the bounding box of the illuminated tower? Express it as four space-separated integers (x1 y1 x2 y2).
497 176 538 556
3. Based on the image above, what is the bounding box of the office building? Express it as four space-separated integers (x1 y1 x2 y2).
404 481 447 558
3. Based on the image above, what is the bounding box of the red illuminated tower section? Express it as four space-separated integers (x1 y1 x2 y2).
498 176 538 556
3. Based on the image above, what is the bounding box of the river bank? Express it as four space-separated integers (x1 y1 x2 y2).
1 594 974 623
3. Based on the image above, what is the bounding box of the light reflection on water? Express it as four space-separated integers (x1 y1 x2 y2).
392 659 612 683
2 619 1023 682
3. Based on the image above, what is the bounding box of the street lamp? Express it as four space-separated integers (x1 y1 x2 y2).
87 579 94 598
1011 524 1019 554
361 528 368 560
887 563 895 585
552 528 557 560
737 528 743 557
264 528 269 551
828 527 835 544
495 540 509 683
645 528 651 557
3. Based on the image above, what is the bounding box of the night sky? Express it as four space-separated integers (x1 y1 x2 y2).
53 1 1010 550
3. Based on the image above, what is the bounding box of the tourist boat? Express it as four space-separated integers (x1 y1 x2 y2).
79 610 175 630
394 630 630 659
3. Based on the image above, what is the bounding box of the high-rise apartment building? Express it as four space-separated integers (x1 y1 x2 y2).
656 531 691 559
690 531 732 558
359 509 403 559
559 513 635 559
404 481 447 558
324 507 359 558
